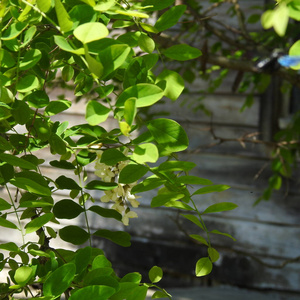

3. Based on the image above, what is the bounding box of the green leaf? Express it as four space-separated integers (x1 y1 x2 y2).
16 75 39 93
54 35 84 55
0 136 11 151
85 46 104 78
0 198 11 211
124 97 137 126
25 213 53 234
92 254 112 269
119 164 148 184
12 100 32 125
164 200 194 210
49 160 76 170
154 5 186 32
151 192 185 208
175 176 213 185
0 242 19 252
49 133 66 155
19 49 42 70
73 247 91 274
261 10 274 29
85 100 110 126
132 143 159 164
93 229 131 247
138 32 155 53
10 177 51 196
62 65 74 82
151 290 172 299
208 247 219 263
94 0 115 12
289 40 300 70
116 84 164 108
24 90 49 108
45 100 72 116
59 226 90 245
53 200 84 219
84 180 118 190
14 266 34 286
0 217 18 229
36 0 52 12
97 44 131 78
203 202 238 214
44 263 76 297
0 49 16 68
147 118 189 152
54 0 73 32
2 22 27 40
69 285 116 300
156 69 184 101
89 205 122 221
148 266 163 283
157 161 195 172
143 0 175 12
0 153 36 170
127 285 148 300
210 230 236 241
131 177 165 194
273 3 289 36
181 214 204 230
121 273 142 283
195 257 212 277
163 44 202 61
74 22 109 44
189 234 208 246
192 185 230 195
55 175 81 190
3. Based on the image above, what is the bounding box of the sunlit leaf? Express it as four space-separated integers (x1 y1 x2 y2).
195 257 212 277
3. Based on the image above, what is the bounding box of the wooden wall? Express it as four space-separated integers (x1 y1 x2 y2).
1 0 300 295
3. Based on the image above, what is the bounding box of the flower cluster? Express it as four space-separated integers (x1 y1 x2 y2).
94 150 140 226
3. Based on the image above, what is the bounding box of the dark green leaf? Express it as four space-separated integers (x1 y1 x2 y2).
0 217 19 229
93 229 131 247
100 148 128 166
55 176 81 190
49 160 76 169
89 205 122 221
73 247 91 274
59 226 90 245
84 180 118 190
53 199 84 219
24 90 49 108
0 198 11 211
10 177 51 196
154 5 186 32
43 263 76 297
119 164 148 184
189 234 208 246
25 213 53 234
163 44 202 61
0 153 36 170
0 242 19 252
45 100 72 116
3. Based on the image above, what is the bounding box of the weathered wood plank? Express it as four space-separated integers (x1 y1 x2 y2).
149 94 260 127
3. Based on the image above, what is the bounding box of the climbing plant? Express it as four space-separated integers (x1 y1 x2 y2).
0 0 239 299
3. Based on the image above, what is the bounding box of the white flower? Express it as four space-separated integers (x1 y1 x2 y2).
122 210 138 226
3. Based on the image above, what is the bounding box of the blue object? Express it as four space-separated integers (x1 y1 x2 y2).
278 55 300 67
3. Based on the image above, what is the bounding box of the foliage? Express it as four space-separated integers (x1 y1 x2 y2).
0 0 241 299
161 0 300 202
